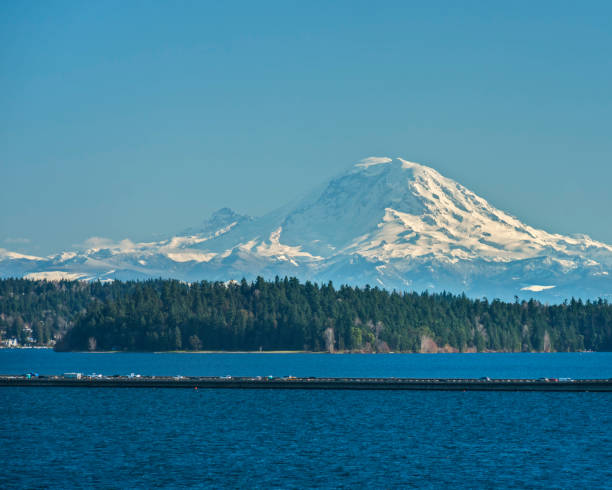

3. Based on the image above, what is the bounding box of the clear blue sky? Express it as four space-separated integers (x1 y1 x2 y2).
2 1 611 255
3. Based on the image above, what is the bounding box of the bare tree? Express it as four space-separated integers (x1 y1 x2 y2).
88 336 97 351
374 321 383 343
323 327 335 353
543 331 552 352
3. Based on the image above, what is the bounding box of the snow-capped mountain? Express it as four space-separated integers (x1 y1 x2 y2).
2 157 611 301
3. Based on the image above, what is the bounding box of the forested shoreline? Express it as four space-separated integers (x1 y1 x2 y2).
1 277 610 352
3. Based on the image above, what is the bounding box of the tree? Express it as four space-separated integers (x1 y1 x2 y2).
173 327 183 350
323 327 335 353
189 335 202 351
88 336 97 351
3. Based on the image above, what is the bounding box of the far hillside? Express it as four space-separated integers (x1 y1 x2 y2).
1 278 609 353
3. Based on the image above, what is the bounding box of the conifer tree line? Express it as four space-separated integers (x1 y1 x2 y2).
0 279 86 346
0 279 134 346
0 277 611 352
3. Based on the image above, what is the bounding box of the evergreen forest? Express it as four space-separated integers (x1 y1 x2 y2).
1 277 610 352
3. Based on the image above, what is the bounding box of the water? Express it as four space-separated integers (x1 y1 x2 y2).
1 350 611 488
2 349 612 379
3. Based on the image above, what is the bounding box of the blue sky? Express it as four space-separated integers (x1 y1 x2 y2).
2 1 612 255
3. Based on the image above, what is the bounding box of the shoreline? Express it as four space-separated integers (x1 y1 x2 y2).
14 348 603 354
1 347 602 354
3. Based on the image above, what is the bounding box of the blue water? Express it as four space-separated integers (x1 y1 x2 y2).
2 349 612 379
1 350 611 488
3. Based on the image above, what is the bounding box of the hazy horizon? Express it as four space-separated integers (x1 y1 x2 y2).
2 1 612 255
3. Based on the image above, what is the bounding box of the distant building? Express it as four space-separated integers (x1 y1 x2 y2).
1 338 18 348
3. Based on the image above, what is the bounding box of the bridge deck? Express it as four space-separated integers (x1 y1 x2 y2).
1 376 611 391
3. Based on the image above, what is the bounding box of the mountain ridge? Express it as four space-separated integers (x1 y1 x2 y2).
2 156 611 302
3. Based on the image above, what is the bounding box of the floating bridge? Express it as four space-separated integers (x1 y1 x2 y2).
1 375 612 391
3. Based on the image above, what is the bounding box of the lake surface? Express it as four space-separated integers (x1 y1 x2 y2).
1 350 611 488
2 349 612 379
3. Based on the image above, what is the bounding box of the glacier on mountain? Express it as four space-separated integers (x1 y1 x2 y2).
1 157 611 302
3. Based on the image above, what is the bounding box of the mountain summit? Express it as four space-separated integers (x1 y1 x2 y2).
2 157 611 301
